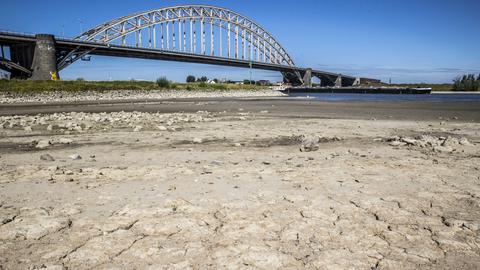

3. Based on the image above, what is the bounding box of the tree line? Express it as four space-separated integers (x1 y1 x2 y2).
453 74 480 91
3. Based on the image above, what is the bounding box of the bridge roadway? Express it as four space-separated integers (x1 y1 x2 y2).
0 31 356 85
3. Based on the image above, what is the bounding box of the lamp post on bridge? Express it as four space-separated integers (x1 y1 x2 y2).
249 61 253 85
77 19 84 34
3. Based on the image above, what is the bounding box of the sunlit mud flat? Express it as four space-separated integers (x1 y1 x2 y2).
1 110 479 269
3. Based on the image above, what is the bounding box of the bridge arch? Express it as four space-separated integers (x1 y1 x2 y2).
74 5 295 68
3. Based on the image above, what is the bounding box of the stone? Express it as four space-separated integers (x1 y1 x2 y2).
40 154 55 162
389 141 405 147
41 265 64 270
300 136 319 152
459 137 472 146
433 146 453 153
47 124 53 131
69 154 82 160
133 126 143 132
157 125 168 131
58 138 73 144
24 126 32 132
192 137 203 144
442 137 459 148
36 140 51 149
400 137 417 145
417 135 439 147
234 143 242 147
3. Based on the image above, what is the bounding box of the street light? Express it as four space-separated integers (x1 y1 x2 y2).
249 61 252 85
78 19 84 34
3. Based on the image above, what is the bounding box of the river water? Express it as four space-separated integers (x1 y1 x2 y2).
285 92 480 103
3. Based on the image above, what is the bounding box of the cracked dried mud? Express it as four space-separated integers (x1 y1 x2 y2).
1 109 479 269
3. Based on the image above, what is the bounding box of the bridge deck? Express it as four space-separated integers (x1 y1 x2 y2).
0 31 356 81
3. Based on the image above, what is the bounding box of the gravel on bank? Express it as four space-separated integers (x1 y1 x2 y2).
0 89 286 104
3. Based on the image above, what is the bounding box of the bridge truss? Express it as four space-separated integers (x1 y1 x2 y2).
61 5 295 71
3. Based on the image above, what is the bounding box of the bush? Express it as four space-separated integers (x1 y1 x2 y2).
156 76 170 88
186 75 196 83
198 82 208 88
453 74 480 91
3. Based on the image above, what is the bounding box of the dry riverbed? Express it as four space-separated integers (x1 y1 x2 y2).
0 109 480 269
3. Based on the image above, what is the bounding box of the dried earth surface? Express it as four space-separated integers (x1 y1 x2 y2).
0 99 480 269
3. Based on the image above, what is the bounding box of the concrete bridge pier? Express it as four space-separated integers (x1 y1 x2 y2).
30 34 59 80
302 68 312 87
335 76 342 87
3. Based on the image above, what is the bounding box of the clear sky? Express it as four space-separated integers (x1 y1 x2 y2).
1 0 479 83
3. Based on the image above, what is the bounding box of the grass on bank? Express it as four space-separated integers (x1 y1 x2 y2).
0 79 267 93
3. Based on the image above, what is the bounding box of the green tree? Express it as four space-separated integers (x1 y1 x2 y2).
197 76 208 82
186 75 196 83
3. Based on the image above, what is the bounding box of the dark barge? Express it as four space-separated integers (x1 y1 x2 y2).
282 87 432 95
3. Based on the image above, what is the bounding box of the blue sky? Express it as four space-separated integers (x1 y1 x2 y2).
1 0 479 83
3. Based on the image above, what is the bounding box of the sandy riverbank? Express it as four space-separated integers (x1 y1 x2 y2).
0 102 480 269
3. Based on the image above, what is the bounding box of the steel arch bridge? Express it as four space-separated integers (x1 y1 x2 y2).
0 5 362 86
75 5 294 67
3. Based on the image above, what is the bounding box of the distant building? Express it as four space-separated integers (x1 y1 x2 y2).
360 78 382 85
207 79 216 84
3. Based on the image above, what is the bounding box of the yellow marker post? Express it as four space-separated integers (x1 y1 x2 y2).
50 71 58 81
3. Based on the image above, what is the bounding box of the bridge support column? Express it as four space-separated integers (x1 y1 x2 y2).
335 76 342 87
31 34 59 80
302 68 312 87
353 77 360 86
